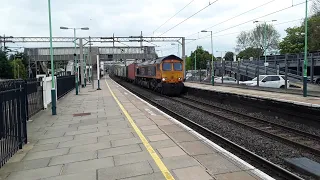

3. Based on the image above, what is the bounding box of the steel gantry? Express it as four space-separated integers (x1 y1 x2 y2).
9 36 187 78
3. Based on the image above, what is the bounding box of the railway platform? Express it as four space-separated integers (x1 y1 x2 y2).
184 82 320 108
0 77 273 180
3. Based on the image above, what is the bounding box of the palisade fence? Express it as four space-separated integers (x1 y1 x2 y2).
0 75 75 168
0 80 27 168
57 75 75 99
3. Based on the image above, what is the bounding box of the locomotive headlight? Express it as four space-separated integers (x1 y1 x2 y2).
178 77 182 80
162 77 167 81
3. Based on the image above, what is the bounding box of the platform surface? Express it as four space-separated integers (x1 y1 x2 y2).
185 82 320 108
0 77 271 180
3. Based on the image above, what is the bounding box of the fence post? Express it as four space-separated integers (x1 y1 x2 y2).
257 65 260 87
22 81 27 144
237 61 240 85
25 80 29 121
310 53 314 83
17 82 23 149
285 54 288 89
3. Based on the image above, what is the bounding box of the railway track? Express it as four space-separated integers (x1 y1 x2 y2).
112 77 304 180
172 95 320 156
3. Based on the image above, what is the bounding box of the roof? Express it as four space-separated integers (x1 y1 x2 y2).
137 54 182 66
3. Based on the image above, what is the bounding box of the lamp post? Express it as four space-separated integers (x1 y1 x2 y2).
60 26 89 95
47 0 56 115
303 0 308 97
201 30 214 85
253 20 277 74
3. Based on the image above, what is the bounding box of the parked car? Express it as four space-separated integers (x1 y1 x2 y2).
214 76 238 84
240 75 290 88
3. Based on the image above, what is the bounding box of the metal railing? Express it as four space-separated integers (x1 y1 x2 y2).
0 80 27 168
26 79 44 118
57 75 75 99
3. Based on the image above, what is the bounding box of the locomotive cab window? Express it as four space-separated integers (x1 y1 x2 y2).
162 62 172 71
173 62 182 71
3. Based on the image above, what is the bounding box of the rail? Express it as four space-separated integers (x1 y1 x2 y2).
112 76 304 180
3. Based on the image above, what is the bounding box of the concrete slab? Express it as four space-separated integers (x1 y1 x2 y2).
107 121 130 127
119 172 164 180
0 172 9 180
97 161 153 180
36 136 74 145
113 151 153 166
6 165 62 180
23 148 69 161
74 131 109 139
139 128 163 136
98 133 134 142
38 132 65 139
0 158 50 173
107 127 134 135
64 128 98 136
214 171 257 180
111 137 142 147
62 157 114 175
152 119 173 126
6 153 26 163
69 121 98 128
195 154 242 175
29 143 58 153
173 166 213 180
78 124 108 130
149 155 200 172
57 137 97 148
148 139 177 149
70 142 111 154
98 144 142 158
159 124 185 133
179 141 216 155
147 134 169 142
49 151 97 166
140 125 158 131
167 131 197 142
42 171 96 180
157 146 186 158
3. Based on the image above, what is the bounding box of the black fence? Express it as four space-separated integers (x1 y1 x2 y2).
0 80 27 168
0 75 75 168
26 79 44 118
57 75 75 99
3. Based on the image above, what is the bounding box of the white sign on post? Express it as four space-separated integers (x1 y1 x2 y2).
264 62 269 67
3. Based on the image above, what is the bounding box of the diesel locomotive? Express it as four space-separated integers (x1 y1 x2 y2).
112 55 184 95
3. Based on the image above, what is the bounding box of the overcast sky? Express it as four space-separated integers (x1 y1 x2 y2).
0 0 310 57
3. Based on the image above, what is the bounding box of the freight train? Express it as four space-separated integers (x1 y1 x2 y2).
112 55 184 95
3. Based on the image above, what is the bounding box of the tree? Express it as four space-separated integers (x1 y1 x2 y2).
186 46 215 70
0 50 13 79
307 15 320 51
279 14 320 54
224 52 234 61
279 26 304 54
312 0 320 15
11 59 27 79
236 24 280 54
237 47 263 59
236 31 250 50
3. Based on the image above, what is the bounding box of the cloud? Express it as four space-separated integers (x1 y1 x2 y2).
0 0 309 57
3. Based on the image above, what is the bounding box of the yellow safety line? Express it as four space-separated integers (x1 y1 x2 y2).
105 80 175 180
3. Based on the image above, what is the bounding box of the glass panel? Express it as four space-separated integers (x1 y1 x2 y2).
271 76 280 81
173 63 182 71
163 63 172 71
252 75 266 81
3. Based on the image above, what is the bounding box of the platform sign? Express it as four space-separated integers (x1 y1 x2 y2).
264 62 269 67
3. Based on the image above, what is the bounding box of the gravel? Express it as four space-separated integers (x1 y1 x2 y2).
114 77 319 180
185 94 320 137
